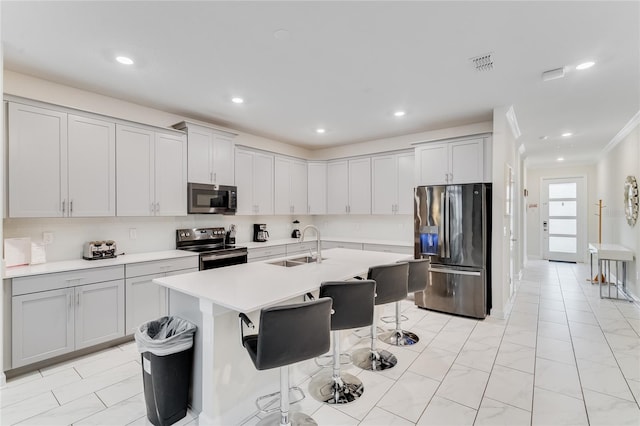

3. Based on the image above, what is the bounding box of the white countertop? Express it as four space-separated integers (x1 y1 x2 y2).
242 237 412 249
153 248 411 313
3 250 199 279
588 243 635 261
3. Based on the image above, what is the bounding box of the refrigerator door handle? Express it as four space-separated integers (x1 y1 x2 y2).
439 191 446 257
429 267 482 277
445 189 451 258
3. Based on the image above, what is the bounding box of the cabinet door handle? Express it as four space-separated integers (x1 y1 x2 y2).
76 292 80 306
214 172 217 182
156 202 160 213
210 172 213 182
70 200 73 215
62 200 66 216
151 203 155 213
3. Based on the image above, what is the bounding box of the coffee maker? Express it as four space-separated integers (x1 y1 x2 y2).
253 224 269 242
291 220 301 239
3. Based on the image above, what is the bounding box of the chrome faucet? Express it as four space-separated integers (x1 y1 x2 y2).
300 225 322 263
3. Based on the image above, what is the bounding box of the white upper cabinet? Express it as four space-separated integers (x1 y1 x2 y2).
174 122 235 185
307 162 327 214
372 151 414 215
9 103 67 217
116 124 187 216
327 160 349 214
8 102 116 218
67 114 116 217
327 158 371 214
348 157 371 214
235 148 274 215
415 138 484 186
274 156 307 215
116 125 155 216
154 132 188 216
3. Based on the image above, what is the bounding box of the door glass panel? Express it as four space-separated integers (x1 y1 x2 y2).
549 200 576 216
549 218 577 235
549 183 576 199
549 236 576 253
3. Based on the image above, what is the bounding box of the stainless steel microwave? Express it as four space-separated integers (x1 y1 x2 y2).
187 183 237 214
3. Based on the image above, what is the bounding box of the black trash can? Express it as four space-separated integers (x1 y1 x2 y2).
135 316 197 426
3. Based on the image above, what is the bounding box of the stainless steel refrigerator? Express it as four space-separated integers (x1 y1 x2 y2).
414 183 492 319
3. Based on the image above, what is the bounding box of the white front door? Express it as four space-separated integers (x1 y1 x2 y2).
542 177 585 262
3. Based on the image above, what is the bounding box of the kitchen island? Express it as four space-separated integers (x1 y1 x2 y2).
153 248 411 425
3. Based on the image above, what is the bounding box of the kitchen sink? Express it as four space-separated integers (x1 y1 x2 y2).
267 260 306 267
288 256 326 263
267 256 326 267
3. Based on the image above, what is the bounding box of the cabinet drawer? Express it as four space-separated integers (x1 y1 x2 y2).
321 241 363 250
247 245 286 262
286 241 318 255
12 265 125 296
363 243 413 255
125 256 198 278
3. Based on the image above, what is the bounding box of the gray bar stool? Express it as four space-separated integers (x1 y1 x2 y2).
308 280 376 404
380 258 429 346
352 262 409 371
239 298 332 426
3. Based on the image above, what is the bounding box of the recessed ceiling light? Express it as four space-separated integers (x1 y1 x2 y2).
316 128 326 134
561 132 573 137
557 157 565 162
576 61 595 70
231 97 244 104
539 136 548 140
116 56 134 65
394 111 406 117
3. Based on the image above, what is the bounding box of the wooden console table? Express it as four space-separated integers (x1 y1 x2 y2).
588 243 634 300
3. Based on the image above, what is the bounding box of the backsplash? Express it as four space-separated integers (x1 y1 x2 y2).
3 214 412 262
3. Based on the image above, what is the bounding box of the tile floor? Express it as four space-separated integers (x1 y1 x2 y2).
2 260 640 425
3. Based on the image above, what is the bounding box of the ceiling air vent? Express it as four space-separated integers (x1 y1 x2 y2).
470 53 494 72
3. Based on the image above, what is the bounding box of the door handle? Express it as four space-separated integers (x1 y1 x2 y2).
429 267 482 277
439 192 445 257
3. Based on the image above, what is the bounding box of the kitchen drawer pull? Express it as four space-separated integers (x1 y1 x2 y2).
428 267 481 277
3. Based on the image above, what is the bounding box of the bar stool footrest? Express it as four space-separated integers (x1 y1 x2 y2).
256 387 306 414
314 352 352 368
257 411 318 426
380 314 409 324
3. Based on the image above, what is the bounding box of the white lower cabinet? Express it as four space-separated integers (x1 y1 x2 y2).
75 280 125 349
247 245 287 262
362 243 413 254
124 258 198 335
12 288 75 368
11 274 125 368
321 241 364 250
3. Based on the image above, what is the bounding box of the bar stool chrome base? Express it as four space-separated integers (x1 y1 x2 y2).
379 329 419 346
351 347 398 371
309 370 364 404
257 411 317 426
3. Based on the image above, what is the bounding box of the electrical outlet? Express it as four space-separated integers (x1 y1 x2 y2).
129 228 137 240
43 232 54 245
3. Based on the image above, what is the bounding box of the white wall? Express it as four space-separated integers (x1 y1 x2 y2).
490 106 518 319
4 71 311 160
525 165 598 261
595 117 640 298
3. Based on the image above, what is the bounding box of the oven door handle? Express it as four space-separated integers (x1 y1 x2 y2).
201 252 247 262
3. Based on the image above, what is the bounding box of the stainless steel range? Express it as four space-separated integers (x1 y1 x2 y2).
176 227 248 270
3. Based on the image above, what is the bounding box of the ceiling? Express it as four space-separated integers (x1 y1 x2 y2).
2 1 639 167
